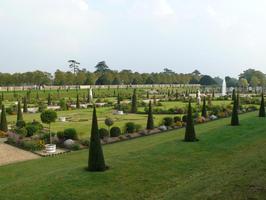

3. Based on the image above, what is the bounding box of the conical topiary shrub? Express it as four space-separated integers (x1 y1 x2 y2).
47 93 52 106
76 94 80 109
117 93 121 110
36 92 39 100
131 89 137 113
23 96 28 113
184 100 198 142
17 100 23 122
88 106 106 172
232 89 236 101
259 92 265 117
231 94 239 126
146 101 154 130
201 96 207 118
0 104 8 132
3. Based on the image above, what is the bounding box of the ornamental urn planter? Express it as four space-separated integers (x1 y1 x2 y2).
45 144 56 153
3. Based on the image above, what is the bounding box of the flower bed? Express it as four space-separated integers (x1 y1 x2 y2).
100 107 258 145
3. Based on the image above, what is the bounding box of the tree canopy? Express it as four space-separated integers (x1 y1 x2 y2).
0 64 265 87
199 75 217 85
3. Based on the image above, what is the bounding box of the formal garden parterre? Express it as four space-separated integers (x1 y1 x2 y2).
0 86 262 155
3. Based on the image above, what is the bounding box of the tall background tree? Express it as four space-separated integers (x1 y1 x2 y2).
199 75 217 86
225 76 238 87
68 60 80 74
0 67 264 87
240 68 266 88
94 61 110 74
238 78 249 92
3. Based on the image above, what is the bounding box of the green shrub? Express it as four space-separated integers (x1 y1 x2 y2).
175 121 183 127
25 124 38 137
16 120 26 128
157 102 163 106
15 127 27 137
173 116 181 122
105 118 114 127
125 122 136 133
70 143 80 151
209 105 222 115
182 115 187 122
163 117 173 126
175 108 185 114
59 99 67 110
6 105 16 115
38 102 47 112
21 140 44 151
57 131 65 140
110 127 121 137
24 121 43 137
63 128 78 140
193 112 200 119
40 132 56 143
31 120 43 130
80 139 90 147
247 105 257 111
120 104 131 113
99 128 109 139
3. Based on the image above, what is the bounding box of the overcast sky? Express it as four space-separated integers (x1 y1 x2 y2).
0 0 266 77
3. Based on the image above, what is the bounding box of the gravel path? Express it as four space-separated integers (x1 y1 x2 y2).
0 141 39 166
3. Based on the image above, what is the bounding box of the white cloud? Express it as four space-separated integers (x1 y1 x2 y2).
72 0 89 11
206 4 239 32
153 0 174 17
206 5 217 17
129 0 174 18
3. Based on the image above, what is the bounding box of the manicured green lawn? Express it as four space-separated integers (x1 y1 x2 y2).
0 111 265 199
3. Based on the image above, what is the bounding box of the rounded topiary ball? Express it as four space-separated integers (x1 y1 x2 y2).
110 127 121 137
99 128 109 139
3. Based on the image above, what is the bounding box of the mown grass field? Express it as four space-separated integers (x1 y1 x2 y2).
0 111 265 200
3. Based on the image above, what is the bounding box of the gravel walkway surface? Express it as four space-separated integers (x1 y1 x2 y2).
0 141 39 166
